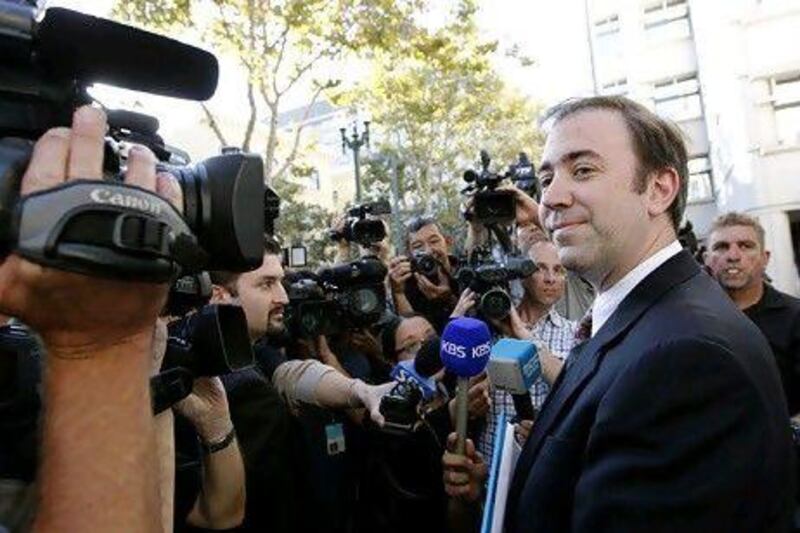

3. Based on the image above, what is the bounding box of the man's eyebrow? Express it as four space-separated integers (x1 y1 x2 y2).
538 150 602 174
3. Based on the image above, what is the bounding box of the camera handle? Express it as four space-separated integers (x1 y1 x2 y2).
7 177 207 282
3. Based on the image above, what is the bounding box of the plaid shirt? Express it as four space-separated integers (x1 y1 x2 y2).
478 308 578 462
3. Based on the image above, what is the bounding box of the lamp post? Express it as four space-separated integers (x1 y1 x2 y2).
340 120 370 203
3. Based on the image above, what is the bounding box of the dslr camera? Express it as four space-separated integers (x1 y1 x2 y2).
456 249 535 320
408 251 438 279
0 2 270 282
283 271 335 339
329 199 391 246
507 152 540 202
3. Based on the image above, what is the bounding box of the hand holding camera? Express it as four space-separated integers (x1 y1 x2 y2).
0 106 180 355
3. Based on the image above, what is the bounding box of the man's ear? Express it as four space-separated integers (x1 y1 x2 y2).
211 284 231 304
645 167 680 220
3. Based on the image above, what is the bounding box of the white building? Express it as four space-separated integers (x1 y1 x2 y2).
533 0 800 295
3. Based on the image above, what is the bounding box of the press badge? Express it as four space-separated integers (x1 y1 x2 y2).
325 423 346 456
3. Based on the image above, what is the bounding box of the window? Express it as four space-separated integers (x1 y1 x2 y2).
687 155 714 203
601 78 629 96
772 74 800 145
643 0 690 41
653 73 702 121
594 14 622 70
310 169 321 190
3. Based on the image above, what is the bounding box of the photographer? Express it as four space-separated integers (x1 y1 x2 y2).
169 376 246 531
389 216 460 332
0 106 175 531
208 241 392 532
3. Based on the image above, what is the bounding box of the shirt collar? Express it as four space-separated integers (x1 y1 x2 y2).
591 240 683 336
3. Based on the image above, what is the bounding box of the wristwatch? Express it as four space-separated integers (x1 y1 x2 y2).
200 427 236 454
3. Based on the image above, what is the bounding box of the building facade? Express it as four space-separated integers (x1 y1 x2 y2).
574 0 800 295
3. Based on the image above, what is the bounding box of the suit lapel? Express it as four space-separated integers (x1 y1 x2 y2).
507 251 700 513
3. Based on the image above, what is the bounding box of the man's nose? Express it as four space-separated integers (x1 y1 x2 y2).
541 171 573 212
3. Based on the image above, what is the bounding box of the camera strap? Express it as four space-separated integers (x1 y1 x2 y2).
12 180 207 282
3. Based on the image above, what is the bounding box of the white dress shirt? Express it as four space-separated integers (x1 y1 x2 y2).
591 240 683 336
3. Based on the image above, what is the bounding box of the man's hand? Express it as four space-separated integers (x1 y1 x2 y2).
414 271 453 301
450 288 477 318
0 106 181 355
496 182 540 228
491 305 531 340
174 377 234 444
388 255 412 294
442 433 487 502
514 419 534 447
352 380 395 427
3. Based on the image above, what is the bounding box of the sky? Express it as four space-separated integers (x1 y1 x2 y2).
40 0 596 158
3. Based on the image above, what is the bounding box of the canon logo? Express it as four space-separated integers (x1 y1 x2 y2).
90 188 162 216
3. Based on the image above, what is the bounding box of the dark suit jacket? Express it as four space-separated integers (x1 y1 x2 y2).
505 251 795 533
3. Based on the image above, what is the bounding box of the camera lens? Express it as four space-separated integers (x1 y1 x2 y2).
351 287 380 316
480 288 511 320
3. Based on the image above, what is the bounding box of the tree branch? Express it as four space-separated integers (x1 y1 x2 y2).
271 84 325 182
242 82 257 152
200 103 228 147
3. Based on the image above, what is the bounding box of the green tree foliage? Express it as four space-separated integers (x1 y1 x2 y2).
112 0 422 262
335 0 544 250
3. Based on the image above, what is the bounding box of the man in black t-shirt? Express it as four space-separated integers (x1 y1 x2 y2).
705 212 800 416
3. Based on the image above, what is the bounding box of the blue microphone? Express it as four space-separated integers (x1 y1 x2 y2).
389 359 437 401
487 338 541 421
440 317 492 454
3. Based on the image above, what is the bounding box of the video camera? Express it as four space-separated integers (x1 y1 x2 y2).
456 249 535 320
163 304 254 377
283 271 336 339
0 2 271 282
507 152 540 201
328 199 391 246
283 257 388 339
462 150 516 226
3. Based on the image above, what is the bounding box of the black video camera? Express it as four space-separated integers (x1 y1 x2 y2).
163 304 254 378
456 250 535 320
463 150 516 225
317 257 388 329
329 199 391 246
0 3 269 282
283 271 336 339
508 152 540 202
165 272 213 317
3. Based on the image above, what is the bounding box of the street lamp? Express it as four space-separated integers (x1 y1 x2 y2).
340 120 370 203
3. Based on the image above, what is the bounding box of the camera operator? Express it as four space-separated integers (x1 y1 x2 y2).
389 216 460 332
168 375 246 531
0 106 175 531
208 241 392 532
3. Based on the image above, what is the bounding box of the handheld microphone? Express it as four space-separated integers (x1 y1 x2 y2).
487 338 541 421
389 335 442 400
440 317 491 454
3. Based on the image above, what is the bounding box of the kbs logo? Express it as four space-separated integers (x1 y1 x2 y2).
441 340 490 359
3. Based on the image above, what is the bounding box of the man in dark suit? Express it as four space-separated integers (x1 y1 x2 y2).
443 95 795 532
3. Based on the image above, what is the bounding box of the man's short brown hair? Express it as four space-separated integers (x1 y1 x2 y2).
709 212 766 249
543 95 689 231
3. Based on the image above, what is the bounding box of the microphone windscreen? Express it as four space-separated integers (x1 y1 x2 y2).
413 335 442 378
487 338 541 394
37 8 219 101
440 317 491 378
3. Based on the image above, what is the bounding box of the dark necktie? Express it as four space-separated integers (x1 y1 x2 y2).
565 309 593 371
